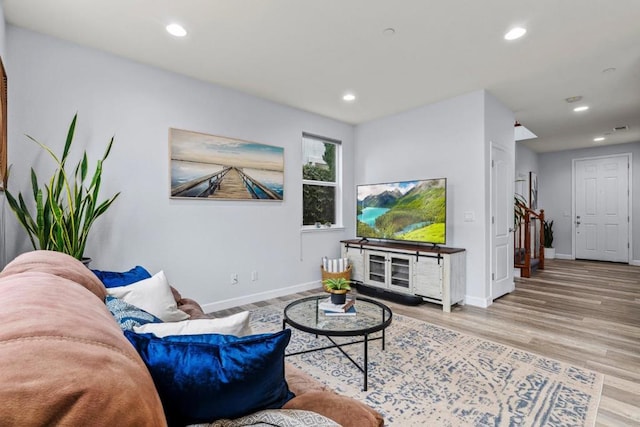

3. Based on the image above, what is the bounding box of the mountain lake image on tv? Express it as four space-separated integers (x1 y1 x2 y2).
357 178 446 244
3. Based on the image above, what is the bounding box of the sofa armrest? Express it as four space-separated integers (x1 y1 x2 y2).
178 297 209 319
284 363 383 427
169 285 209 319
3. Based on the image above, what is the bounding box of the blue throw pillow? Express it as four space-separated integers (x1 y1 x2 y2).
105 295 163 331
92 265 151 288
124 329 294 425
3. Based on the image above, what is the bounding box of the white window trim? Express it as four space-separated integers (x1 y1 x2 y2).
301 134 342 229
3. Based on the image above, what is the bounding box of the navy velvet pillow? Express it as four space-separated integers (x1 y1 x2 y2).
124 329 294 426
92 265 151 288
105 295 163 331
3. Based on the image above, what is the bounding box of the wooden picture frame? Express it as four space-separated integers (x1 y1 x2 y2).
0 56 6 191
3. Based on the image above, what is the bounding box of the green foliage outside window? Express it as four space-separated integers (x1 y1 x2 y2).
302 138 338 226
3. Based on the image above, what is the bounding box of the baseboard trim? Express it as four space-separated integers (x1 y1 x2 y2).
465 295 491 308
200 281 321 313
554 253 573 260
630 260 640 267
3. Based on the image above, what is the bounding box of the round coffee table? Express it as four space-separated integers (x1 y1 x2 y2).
283 295 392 391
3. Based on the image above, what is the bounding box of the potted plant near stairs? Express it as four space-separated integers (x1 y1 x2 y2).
322 277 352 305
5 114 120 264
543 219 555 260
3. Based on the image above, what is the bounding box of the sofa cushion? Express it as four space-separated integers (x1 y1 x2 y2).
105 295 163 331
125 329 294 425
92 265 151 288
283 390 384 427
133 311 252 337
106 271 189 321
0 270 166 426
0 250 106 299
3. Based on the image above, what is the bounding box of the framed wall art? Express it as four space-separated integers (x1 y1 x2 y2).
169 128 284 201
529 171 538 210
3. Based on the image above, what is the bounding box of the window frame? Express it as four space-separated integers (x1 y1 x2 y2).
301 132 342 229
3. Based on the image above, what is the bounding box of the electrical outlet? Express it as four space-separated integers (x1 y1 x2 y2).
251 271 258 281
231 273 238 285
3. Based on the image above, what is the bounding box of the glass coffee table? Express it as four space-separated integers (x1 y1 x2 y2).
283 295 392 391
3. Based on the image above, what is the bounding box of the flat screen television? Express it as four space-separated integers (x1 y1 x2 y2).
356 178 446 245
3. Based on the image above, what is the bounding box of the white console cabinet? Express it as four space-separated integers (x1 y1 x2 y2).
341 240 466 312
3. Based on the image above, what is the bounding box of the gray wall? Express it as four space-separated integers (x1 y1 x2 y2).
538 141 640 263
5 24 518 309
515 144 539 206
4 26 355 311
355 90 515 306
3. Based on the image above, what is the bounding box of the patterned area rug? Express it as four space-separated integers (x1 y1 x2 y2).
250 304 603 427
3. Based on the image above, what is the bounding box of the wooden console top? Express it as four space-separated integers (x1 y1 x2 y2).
341 239 465 255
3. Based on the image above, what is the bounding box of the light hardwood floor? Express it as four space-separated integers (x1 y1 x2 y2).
211 259 640 426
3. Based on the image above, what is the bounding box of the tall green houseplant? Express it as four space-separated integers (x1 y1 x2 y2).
5 114 120 260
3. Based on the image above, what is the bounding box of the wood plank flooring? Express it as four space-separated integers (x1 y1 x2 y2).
210 259 640 426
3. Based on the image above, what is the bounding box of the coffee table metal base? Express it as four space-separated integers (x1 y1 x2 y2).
283 319 385 391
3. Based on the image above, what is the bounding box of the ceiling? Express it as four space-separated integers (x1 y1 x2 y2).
4 0 640 153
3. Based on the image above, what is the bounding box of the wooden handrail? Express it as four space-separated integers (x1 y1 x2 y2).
514 207 545 277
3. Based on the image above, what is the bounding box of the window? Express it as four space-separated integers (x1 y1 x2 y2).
302 133 341 227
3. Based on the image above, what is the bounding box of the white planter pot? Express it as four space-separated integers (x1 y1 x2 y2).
544 247 556 260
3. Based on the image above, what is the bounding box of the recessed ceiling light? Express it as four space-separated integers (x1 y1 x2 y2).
573 106 589 112
382 28 396 36
166 23 187 37
504 27 527 41
593 137 605 142
602 67 617 74
342 93 356 102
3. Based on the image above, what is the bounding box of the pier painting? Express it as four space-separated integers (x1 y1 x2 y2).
170 129 284 201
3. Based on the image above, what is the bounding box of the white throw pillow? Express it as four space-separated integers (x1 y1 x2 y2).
133 311 253 337
106 271 189 322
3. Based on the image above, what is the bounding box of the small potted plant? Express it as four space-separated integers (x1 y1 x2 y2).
322 277 352 305
543 219 555 259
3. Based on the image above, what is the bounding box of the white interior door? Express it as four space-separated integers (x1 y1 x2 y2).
574 155 630 262
491 144 514 300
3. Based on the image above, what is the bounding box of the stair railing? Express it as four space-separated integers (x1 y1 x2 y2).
514 207 545 278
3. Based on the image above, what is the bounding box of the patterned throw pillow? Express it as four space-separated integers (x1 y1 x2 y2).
105 295 163 331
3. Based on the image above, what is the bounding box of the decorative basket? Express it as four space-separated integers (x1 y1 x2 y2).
320 264 352 292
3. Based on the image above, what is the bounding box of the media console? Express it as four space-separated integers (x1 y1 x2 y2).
341 239 466 312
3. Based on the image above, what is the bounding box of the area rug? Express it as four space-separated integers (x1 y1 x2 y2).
250 305 603 427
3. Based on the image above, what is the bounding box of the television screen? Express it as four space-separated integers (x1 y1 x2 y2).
357 178 446 245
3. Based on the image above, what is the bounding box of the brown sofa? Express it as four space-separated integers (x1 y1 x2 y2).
0 251 383 427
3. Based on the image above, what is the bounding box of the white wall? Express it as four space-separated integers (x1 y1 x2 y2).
4 26 355 310
538 141 640 263
515 144 538 205
354 90 514 307
484 92 517 300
